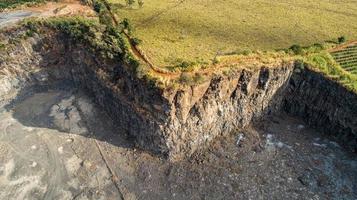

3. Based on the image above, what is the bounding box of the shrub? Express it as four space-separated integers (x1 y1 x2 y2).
312 43 324 51
0 43 5 50
295 59 305 70
179 73 191 84
171 59 196 71
138 0 144 7
131 37 142 46
242 49 252 55
126 0 135 7
25 29 35 37
93 0 105 13
338 36 346 44
212 57 219 65
193 73 204 84
99 10 114 26
120 18 133 34
289 44 303 55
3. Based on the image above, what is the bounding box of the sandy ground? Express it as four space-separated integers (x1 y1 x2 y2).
0 1 94 29
0 84 356 200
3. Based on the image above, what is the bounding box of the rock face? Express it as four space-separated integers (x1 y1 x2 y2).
163 66 294 160
283 68 357 152
1 27 356 160
0 28 296 160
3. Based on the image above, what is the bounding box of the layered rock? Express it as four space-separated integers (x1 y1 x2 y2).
0 28 297 160
163 65 294 159
283 68 357 152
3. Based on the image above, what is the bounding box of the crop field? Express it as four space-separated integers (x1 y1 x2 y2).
109 0 357 67
331 43 357 75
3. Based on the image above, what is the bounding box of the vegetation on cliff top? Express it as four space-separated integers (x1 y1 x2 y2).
23 16 142 71
290 43 357 93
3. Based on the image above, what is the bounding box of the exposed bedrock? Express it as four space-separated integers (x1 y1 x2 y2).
283 68 357 152
163 65 294 160
0 30 295 160
1 29 356 160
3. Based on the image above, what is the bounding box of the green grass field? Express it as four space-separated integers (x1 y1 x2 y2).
109 0 357 67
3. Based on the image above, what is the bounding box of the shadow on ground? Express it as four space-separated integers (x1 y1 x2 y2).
4 82 136 150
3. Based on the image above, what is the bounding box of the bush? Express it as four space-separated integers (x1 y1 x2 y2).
0 43 5 50
338 36 346 44
99 10 114 27
179 73 191 84
295 59 305 70
126 0 135 7
193 73 204 84
93 0 105 13
289 44 303 55
120 18 132 34
171 59 196 71
131 37 142 46
138 0 144 7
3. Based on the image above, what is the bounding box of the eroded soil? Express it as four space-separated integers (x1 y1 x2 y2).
0 85 356 200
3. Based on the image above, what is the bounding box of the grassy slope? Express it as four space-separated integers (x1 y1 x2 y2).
109 0 357 67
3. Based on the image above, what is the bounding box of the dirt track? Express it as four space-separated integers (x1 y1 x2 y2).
0 84 356 200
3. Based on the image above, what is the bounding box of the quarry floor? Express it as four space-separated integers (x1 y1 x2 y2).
0 86 356 200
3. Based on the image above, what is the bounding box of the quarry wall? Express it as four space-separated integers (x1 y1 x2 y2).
283 68 357 152
1 29 356 160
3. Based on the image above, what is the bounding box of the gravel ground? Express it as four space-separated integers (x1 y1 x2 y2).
0 85 356 200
